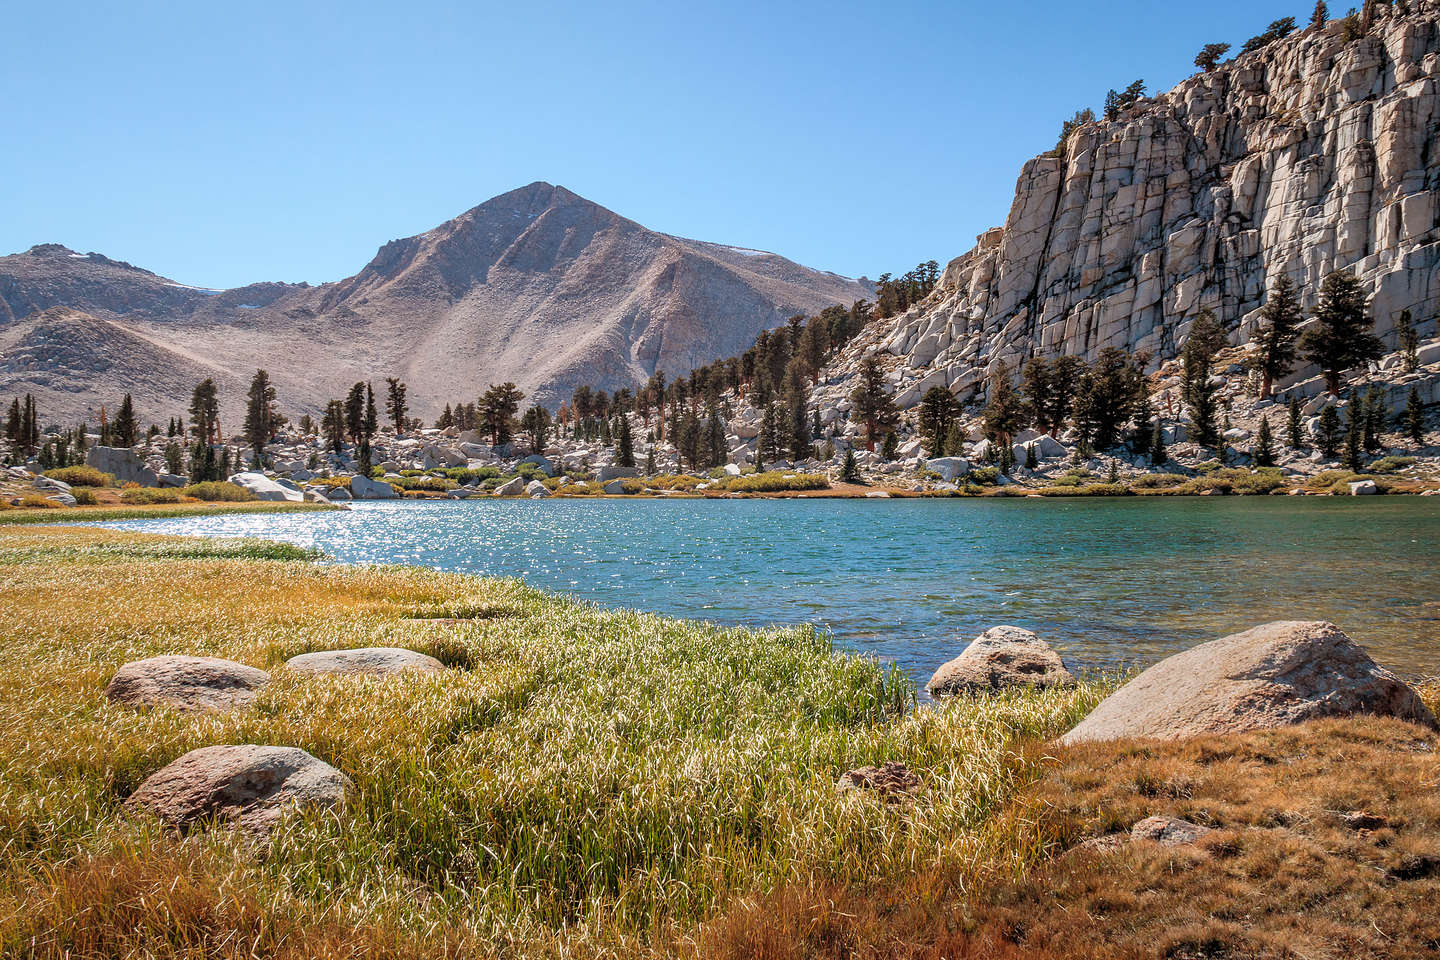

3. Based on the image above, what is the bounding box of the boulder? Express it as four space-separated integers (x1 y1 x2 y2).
326 485 352 501
927 626 1074 697
1131 815 1212 846
493 476 525 496
156 472 188 488
602 478 628 495
350 475 399 500
285 647 445 676
46 492 77 507
722 463 742 477
518 454 554 476
926 457 970 481
525 479 550 498
1059 621 1438 744
303 488 333 505
33 476 71 493
125 745 350 834
229 472 304 503
86 445 158 487
1348 480 1378 495
596 464 640 482
105 655 271 711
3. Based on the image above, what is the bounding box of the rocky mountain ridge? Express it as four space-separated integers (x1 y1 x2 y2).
0 183 870 423
837 4 1440 409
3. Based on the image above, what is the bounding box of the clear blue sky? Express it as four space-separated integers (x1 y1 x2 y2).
4 0 1302 289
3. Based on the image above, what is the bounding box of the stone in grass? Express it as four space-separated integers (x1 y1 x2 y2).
105 655 271 711
285 646 445 676
836 761 921 803
1130 815 1212 846
125 745 350 835
1059 621 1438 745
927 626 1075 697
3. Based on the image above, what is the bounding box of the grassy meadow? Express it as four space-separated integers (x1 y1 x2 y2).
0 525 1109 958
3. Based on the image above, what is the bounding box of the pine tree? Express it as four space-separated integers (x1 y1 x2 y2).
1073 348 1146 451
1254 415 1277 466
848 356 899 451
839 448 861 483
982 361 1026 450
758 401 781 466
1287 395 1304 448
1150 418 1168 464
707 410 727 467
644 446 657 476
1344 401 1364 471
384 378 408 434
112 394 139 447
619 415 637 468
1362 386 1385 454
1317 405 1342 458
1024 443 1038 469
1249 276 1301 397
1183 310 1227 446
1194 42 1231 72
344 383 367 442
4 398 20 444
189 379 220 444
917 386 958 455
1301 271 1383 395
1403 387 1425 446
881 430 899 461
520 405 552 454
363 383 378 443
437 404 454 430
1395 309 1419 372
242 370 277 465
321 400 346 453
1311 0 1328 26
943 421 966 458
479 383 524 447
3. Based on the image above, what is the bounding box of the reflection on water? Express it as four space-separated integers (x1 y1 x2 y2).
98 497 1440 682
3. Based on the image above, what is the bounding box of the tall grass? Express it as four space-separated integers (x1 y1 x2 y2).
0 526 1110 956
0 501 335 526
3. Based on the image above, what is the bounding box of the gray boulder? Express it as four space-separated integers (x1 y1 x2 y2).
525 479 550 497
1060 621 1438 745
285 647 445 676
518 454 554 476
327 485 352 501
602 478 628 495
125 745 350 834
926 457 970 482
156 472 188 488
927 626 1074 697
350 475 399 500
105 655 271 711
493 476 525 496
86 445 157 487
596 464 640 482
229 472 304 503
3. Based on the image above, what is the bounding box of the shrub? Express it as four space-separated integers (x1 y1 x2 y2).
725 472 829 494
182 481 258 502
18 495 63 509
43 466 112 487
389 476 454 492
1129 473 1189 489
442 466 502 484
72 489 99 505
1304 470 1390 494
969 467 1000 485
120 487 183 505
1037 483 1130 497
1369 456 1417 475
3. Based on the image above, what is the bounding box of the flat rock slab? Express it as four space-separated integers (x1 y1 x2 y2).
105 655 271 711
1131 815 1212 846
1060 621 1438 745
285 647 445 676
125 745 351 834
927 625 1074 697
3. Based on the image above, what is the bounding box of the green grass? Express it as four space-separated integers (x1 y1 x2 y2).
0 526 1110 956
0 501 336 525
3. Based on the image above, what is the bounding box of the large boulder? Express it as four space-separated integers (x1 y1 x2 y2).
326 485 352 501
596 464 640 482
86 446 157 487
229 472 304 503
105 655 271 711
1060 621 1438 745
350 475 399 500
926 457 971 482
125 745 350 834
927 626 1075 697
493 476 525 496
284 647 445 676
525 479 550 498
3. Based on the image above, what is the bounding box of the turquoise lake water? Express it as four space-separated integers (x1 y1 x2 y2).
101 497 1440 684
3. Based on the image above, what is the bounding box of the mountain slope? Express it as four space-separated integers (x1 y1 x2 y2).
0 183 870 424
836 6 1440 406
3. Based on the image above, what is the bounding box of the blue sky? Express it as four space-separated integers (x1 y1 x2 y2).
4 0 1304 289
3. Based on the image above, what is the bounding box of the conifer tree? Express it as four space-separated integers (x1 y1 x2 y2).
644 446 657 476
1362 386 1385 454
943 421 966 458
1311 0 1328 26
917 386 958 455
1403 387 1425 446
1194 42 1231 71
881 430 899 462
385 378 408 434
840 448 861 483
321 400 346 453
363 383 377 441
1183 310 1227 446
619 415 638 468
519 405 552 454
848 356 899 451
1395 309 1419 372
112 394 139 447
1287 395 1304 448
1249 276 1301 397
758 401 781 466
1317 404 1342 458
1254 415 1277 466
189 379 220 444
982 361 1026 450
479 383 523 447
243 370 277 465
4 398 19 444
707 410 727 468
1149 418 1168 464
1344 402 1364 471
344 383 367 442
1301 271 1383 395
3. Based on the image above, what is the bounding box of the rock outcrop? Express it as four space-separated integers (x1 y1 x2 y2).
927 625 1074 696
349 475 398 500
284 647 445 676
228 471 304 502
1060 621 1438 744
105 655 271 711
846 7 1440 407
86 445 158 487
125 745 351 834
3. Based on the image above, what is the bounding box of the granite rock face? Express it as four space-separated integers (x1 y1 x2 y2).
865 7 1440 401
1060 621 1438 744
